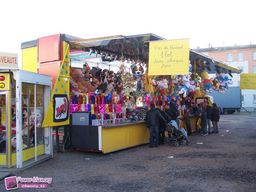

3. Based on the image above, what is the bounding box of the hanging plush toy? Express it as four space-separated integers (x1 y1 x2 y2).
29 108 43 128
200 71 213 92
131 63 145 92
82 63 92 81
195 59 206 74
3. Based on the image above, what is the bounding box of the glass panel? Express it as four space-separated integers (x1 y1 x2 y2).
22 83 35 149
0 94 7 154
11 80 16 154
35 84 44 145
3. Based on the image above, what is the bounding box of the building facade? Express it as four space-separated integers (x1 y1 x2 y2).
195 45 256 112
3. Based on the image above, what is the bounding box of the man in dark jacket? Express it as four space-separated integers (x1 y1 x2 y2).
211 103 220 133
157 107 171 144
200 103 208 136
146 103 166 147
206 103 212 134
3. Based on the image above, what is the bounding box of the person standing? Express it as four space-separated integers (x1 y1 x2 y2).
166 100 179 124
211 103 220 133
156 107 169 145
206 102 212 134
183 108 191 135
199 103 208 136
145 103 166 147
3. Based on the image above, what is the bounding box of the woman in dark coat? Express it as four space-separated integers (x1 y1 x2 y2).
146 103 166 147
211 103 220 133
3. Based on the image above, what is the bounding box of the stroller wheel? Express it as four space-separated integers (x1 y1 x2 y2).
174 141 179 147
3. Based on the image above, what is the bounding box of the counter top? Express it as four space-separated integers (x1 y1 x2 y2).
102 121 146 128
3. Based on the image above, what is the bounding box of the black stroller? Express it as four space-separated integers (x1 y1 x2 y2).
166 120 189 146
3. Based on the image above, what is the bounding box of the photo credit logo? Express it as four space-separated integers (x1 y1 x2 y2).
4 176 18 191
4 176 52 190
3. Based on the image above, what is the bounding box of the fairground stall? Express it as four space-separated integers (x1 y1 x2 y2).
20 34 240 153
0 52 53 169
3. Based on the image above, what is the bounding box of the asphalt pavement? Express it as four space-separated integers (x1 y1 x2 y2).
0 113 255 192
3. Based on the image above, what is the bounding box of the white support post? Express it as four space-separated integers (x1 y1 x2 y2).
98 126 102 151
16 72 23 168
43 85 53 156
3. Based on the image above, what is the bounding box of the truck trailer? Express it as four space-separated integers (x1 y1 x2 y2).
209 87 241 114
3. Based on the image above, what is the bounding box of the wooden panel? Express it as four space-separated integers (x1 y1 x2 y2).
38 61 60 87
38 34 61 63
102 123 149 154
22 47 38 73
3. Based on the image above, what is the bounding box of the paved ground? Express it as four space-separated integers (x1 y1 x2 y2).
0 113 256 192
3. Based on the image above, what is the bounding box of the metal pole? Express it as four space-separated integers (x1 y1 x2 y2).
34 84 37 161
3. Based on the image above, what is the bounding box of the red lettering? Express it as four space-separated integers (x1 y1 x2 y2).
0 56 17 64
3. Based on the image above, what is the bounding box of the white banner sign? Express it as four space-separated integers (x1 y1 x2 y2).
0 52 18 65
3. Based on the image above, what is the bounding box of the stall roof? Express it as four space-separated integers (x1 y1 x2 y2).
20 33 240 74
190 50 241 74
65 33 164 62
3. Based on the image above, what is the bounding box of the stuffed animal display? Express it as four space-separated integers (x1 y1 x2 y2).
70 62 138 96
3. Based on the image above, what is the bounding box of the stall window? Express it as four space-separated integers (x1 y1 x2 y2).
0 94 7 153
22 83 34 148
227 53 233 61
22 83 45 148
0 78 16 156
35 84 44 145
237 53 244 61
11 80 16 152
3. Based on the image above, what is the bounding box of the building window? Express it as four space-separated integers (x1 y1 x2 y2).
253 66 256 74
227 53 232 61
237 53 244 61
253 52 256 60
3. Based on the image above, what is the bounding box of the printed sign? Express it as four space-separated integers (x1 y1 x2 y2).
53 94 69 122
0 73 10 91
0 52 18 66
148 39 189 75
240 74 256 90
